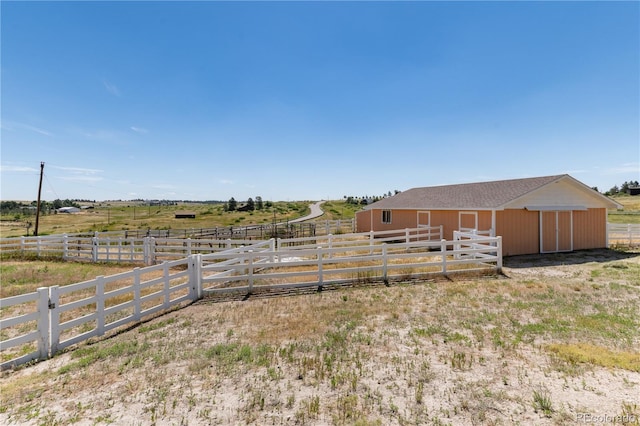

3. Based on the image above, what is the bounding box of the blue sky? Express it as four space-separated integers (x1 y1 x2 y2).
1 1 638 202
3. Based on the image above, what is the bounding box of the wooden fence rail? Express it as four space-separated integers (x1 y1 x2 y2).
1 231 501 370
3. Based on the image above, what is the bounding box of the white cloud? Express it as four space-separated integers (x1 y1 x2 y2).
103 80 122 97
81 129 118 140
50 165 103 175
0 165 39 173
2 122 53 136
58 175 103 183
152 184 178 190
603 163 640 175
49 165 104 183
220 179 234 184
22 124 53 136
130 126 149 134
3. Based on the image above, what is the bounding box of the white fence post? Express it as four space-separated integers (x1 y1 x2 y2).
62 235 69 260
92 237 99 262
382 243 388 283
133 268 142 321
49 286 60 357
189 255 202 300
37 287 50 361
96 276 105 336
163 262 170 309
496 236 503 272
143 237 150 265
441 239 448 274
269 239 276 263
248 250 254 293
328 234 333 258
20 236 25 253
317 247 323 286
143 237 156 265
151 238 157 265
369 231 374 254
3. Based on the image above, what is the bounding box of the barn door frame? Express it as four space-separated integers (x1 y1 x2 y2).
539 210 573 253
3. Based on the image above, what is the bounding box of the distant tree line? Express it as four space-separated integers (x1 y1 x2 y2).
223 196 272 212
1 199 80 214
598 180 640 196
344 190 401 205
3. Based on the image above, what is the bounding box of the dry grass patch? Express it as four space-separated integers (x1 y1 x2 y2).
546 343 640 372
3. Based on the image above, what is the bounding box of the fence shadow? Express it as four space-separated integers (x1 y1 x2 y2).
503 248 639 269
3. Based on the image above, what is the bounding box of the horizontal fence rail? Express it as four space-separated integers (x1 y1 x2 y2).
0 235 276 265
1 228 501 370
200 233 501 296
608 223 640 247
4 223 634 263
1 257 198 370
12 219 355 240
0 226 439 265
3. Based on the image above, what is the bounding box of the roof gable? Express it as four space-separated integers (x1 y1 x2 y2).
365 175 621 210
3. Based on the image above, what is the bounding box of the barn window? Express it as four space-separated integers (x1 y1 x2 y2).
382 210 392 224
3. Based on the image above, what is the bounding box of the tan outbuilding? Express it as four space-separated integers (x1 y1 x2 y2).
355 174 622 256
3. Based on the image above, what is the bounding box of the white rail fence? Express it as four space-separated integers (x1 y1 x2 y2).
0 226 443 265
608 223 640 247
453 230 499 260
199 234 501 296
1 256 199 370
1 229 500 370
0 235 276 265
21 219 356 240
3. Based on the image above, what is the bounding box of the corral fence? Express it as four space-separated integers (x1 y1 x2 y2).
1 227 502 370
608 223 640 247
28 219 356 240
0 223 436 265
0 235 268 265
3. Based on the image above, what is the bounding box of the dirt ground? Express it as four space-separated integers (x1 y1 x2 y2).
1 249 639 426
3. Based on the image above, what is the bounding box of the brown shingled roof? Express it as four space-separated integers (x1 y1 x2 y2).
365 175 568 210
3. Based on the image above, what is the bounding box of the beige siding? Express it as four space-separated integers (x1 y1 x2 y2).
355 210 371 232
356 209 418 232
573 208 607 249
496 210 540 256
358 206 607 255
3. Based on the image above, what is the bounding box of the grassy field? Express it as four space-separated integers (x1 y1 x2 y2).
1 248 639 425
0 200 363 238
608 195 640 224
1 194 638 239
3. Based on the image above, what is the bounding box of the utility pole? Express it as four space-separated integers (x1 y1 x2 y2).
34 162 44 236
